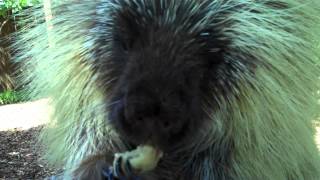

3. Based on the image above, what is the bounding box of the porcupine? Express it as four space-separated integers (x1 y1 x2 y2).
14 0 320 179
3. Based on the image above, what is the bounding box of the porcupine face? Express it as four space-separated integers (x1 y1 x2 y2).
101 1 231 151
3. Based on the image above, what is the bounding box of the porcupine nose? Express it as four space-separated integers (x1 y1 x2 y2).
123 88 175 134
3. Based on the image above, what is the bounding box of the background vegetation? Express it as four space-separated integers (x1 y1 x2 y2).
0 0 41 105
0 0 41 17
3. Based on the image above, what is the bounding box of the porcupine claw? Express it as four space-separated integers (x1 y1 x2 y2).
113 145 163 178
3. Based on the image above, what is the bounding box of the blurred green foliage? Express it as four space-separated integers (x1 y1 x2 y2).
0 0 41 17
0 90 25 105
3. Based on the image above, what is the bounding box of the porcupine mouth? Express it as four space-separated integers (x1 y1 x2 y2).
116 115 190 152
113 143 164 177
116 125 189 175
125 121 190 155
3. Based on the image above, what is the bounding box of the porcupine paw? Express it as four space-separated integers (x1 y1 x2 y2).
113 153 136 178
113 145 163 178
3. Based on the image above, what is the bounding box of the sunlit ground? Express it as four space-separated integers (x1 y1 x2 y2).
0 99 319 150
0 98 52 131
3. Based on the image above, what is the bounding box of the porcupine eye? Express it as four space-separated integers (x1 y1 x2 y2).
200 31 211 38
120 35 136 52
114 35 134 53
197 30 227 69
199 31 223 53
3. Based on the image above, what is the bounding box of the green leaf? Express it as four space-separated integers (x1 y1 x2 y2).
0 0 42 17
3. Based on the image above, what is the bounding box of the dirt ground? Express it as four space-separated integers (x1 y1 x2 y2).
0 99 319 179
0 126 58 179
0 99 58 179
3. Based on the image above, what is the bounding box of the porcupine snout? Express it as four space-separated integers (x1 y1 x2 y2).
123 82 181 136
110 72 199 150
